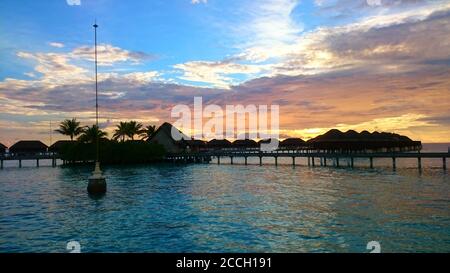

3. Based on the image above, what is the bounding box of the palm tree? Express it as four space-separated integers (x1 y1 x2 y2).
127 120 143 140
78 125 108 143
140 125 156 141
113 122 129 142
55 118 84 141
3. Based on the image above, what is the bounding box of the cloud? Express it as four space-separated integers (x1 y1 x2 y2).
66 0 81 6
234 0 302 63
191 0 207 4
2 57 449 142
174 59 269 88
71 44 152 66
262 2 450 77
49 42 64 48
173 0 303 87
11 43 154 88
174 2 450 87
16 51 89 85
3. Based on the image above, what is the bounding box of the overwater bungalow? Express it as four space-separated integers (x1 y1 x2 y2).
180 139 207 152
207 139 232 150
279 138 306 151
308 129 422 153
148 122 190 153
0 142 7 155
232 139 258 150
48 140 74 154
9 140 48 156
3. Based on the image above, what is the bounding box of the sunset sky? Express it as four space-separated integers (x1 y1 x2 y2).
1 0 449 146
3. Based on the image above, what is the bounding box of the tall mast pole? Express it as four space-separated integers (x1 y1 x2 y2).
94 21 99 162
88 21 107 195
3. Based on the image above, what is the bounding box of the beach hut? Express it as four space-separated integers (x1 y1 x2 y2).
148 122 190 153
181 139 207 152
308 129 421 153
9 140 48 156
232 139 258 150
279 138 305 151
207 139 232 150
48 140 74 154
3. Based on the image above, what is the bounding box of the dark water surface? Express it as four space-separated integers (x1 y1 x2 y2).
0 144 449 252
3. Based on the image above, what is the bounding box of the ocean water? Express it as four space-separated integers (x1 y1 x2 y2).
0 144 449 253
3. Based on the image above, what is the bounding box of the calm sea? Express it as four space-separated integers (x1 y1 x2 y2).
0 143 449 252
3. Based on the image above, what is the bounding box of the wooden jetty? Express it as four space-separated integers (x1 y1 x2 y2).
166 150 449 170
0 154 60 168
1 150 448 170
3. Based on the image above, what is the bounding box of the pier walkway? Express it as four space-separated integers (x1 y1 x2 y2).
1 151 448 170
166 150 449 170
0 154 60 168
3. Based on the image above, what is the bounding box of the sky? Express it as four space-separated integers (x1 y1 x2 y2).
0 0 450 146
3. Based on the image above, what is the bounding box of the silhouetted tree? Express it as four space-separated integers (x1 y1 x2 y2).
113 122 129 142
78 125 108 143
55 118 84 141
127 121 143 140
140 125 156 141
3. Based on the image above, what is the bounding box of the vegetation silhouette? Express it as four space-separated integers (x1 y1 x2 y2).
55 118 84 141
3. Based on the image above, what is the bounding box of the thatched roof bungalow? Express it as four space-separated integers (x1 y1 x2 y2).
9 140 48 155
308 129 421 152
232 139 258 149
207 139 232 150
49 140 74 153
179 139 207 152
279 138 305 150
148 122 191 153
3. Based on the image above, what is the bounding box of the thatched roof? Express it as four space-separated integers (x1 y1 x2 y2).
232 139 258 148
49 140 75 152
9 140 48 153
150 122 190 143
207 139 231 148
258 138 279 144
280 138 305 148
308 129 420 151
309 129 415 143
